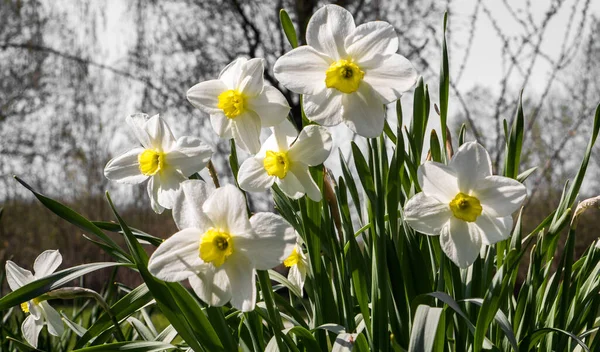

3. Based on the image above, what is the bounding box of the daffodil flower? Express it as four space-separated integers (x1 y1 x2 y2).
283 239 308 292
186 57 291 154
104 113 213 214
148 180 295 312
403 142 527 268
237 120 332 201
273 5 417 137
5 250 64 348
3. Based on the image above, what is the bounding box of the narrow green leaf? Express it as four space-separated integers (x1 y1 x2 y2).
279 9 298 48
408 305 443 352
72 341 178 352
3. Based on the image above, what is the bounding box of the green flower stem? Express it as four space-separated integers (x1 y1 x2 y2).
257 270 288 352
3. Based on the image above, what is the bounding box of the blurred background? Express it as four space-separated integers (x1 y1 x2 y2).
1 0 599 290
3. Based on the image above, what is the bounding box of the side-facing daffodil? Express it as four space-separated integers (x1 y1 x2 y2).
187 57 291 154
283 237 308 292
237 119 332 201
148 180 295 312
273 4 417 137
403 142 527 268
104 113 213 214
5 250 64 348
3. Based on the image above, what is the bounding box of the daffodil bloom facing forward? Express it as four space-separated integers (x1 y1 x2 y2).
273 5 417 137
187 57 291 154
403 142 527 268
237 120 332 201
5 250 64 348
104 113 213 214
148 181 295 312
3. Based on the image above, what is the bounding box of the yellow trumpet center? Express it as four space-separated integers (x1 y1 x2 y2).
449 193 483 222
325 59 364 94
217 89 246 119
199 229 234 267
263 150 290 179
284 247 301 267
20 298 40 314
138 149 166 176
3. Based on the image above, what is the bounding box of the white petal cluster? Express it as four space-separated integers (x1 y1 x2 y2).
274 4 417 137
148 181 296 312
284 240 308 292
5 250 64 348
403 142 528 268
238 120 332 201
104 113 213 214
187 58 291 154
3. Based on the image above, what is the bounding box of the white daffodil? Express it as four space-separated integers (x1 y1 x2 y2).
104 113 213 214
283 238 308 292
403 142 527 268
273 4 417 138
5 250 64 348
237 120 332 201
148 180 295 312
186 57 291 154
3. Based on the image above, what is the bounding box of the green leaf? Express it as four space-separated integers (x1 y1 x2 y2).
520 327 590 352
72 341 179 352
462 298 518 352
93 221 163 247
429 130 442 162
504 91 525 179
439 12 449 158
279 9 298 48
408 305 443 352
458 123 467 146
517 166 537 183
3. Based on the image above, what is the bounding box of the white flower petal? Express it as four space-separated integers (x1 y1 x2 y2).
210 113 233 139
271 119 299 152
5 261 34 291
417 162 460 203
148 228 203 282
224 254 256 312
219 58 246 90
273 46 330 95
40 302 64 336
475 176 527 217
277 171 305 199
104 148 148 184
404 193 451 235
345 21 398 63
21 314 43 348
187 80 228 114
33 250 62 278
450 142 492 193
362 54 418 103
288 125 332 166
306 4 355 60
289 164 321 201
126 113 152 148
29 301 42 320
165 137 213 177
172 180 214 230
238 58 265 97
232 111 261 154
342 83 385 138
202 185 251 234
154 171 187 210
238 157 275 193
303 88 344 126
475 213 513 245
246 86 290 127
147 177 165 214
440 218 482 268
144 115 177 152
188 266 232 307
236 212 296 270
288 264 307 292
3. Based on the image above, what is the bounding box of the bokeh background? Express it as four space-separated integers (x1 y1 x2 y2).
1 0 600 290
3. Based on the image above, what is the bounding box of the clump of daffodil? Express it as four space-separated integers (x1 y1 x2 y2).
104 113 213 214
5 250 64 348
403 142 527 268
148 180 295 312
186 57 291 154
283 236 308 292
237 119 332 201
273 4 417 137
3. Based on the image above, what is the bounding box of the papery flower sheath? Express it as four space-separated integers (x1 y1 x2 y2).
104 113 213 214
187 57 291 154
5 250 64 348
237 119 332 201
273 4 417 137
148 180 296 312
403 142 527 268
